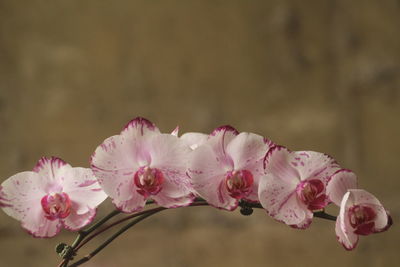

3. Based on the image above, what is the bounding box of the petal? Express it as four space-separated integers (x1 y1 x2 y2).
91 134 141 202
274 192 312 227
264 146 300 185
1 171 46 221
259 173 311 227
61 168 107 215
112 192 147 213
326 169 358 206
226 132 271 202
189 145 237 210
33 156 69 175
63 204 97 231
207 125 239 168
335 213 359 250
171 126 179 136
147 134 193 197
20 202 62 238
291 151 340 183
33 157 71 192
122 117 160 135
347 189 390 231
180 132 208 150
226 132 270 173
152 194 194 208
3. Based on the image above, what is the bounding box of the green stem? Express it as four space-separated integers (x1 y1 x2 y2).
68 210 164 267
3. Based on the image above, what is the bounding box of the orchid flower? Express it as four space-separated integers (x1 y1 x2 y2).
90 117 194 213
188 126 274 210
0 157 107 238
335 189 392 250
258 146 340 229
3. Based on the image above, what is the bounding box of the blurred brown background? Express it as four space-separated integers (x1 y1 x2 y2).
0 0 399 266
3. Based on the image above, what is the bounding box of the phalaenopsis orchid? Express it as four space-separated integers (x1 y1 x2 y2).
0 117 392 266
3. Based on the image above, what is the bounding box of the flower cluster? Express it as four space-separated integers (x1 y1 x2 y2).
0 117 392 250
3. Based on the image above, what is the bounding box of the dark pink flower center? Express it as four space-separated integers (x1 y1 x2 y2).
225 170 254 199
134 166 164 197
296 179 327 211
348 205 377 235
41 192 71 221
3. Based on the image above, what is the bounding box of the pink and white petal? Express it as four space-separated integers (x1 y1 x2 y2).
0 186 11 208
264 146 300 186
1 171 46 220
121 117 160 136
62 168 107 214
63 206 97 231
190 145 238 209
19 202 62 238
207 125 238 168
335 213 359 250
326 169 358 206
171 126 179 136
348 189 384 207
180 132 208 150
245 181 260 203
113 191 147 213
91 134 142 174
292 151 340 183
148 134 193 197
273 193 312 227
347 189 390 231
91 134 145 202
152 193 194 208
33 157 71 187
259 167 311 227
226 132 269 173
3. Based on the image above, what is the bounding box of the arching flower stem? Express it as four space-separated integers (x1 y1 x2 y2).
58 199 335 267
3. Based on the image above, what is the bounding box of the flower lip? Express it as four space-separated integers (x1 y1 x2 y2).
348 204 377 235
296 179 327 211
134 166 164 198
41 192 71 221
224 170 254 199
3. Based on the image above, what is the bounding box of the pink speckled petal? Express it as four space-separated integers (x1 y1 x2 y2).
112 191 147 213
63 204 97 231
264 146 300 185
33 157 71 185
152 193 194 208
226 132 270 202
207 125 238 169
291 151 340 183
62 168 107 215
148 134 193 198
259 173 311 227
336 192 359 250
122 117 160 135
1 171 45 221
335 213 359 250
347 189 390 231
226 132 269 174
19 201 62 238
91 134 142 202
171 126 179 136
273 192 312 227
189 145 237 210
326 169 357 206
180 132 208 150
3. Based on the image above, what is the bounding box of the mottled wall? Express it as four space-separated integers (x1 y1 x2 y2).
0 1 399 266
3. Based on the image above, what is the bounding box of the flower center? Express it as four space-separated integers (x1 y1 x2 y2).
225 170 254 199
348 205 377 235
41 192 71 221
134 166 164 197
296 179 327 211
